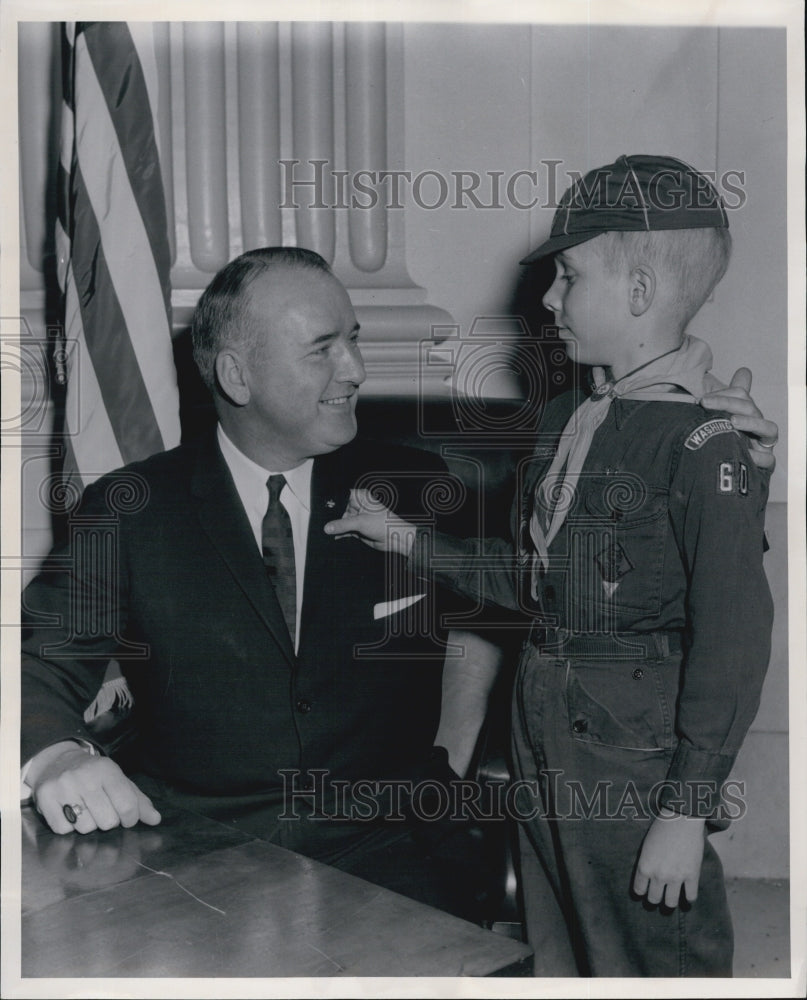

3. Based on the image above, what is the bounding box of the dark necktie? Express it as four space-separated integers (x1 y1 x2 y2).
262 474 296 644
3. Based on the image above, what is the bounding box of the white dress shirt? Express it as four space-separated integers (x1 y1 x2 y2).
217 425 312 653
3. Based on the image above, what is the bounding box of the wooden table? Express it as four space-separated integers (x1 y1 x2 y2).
21 804 532 978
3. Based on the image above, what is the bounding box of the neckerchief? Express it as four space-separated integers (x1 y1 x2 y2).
530 335 714 581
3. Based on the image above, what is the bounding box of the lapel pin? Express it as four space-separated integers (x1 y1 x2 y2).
325 499 336 508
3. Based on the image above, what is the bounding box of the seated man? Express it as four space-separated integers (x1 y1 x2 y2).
21 246 776 923
21 247 503 921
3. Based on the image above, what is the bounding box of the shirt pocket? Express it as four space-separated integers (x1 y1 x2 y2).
568 476 669 622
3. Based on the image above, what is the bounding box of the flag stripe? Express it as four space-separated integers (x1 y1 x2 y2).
80 23 171 315
57 20 180 490
127 22 163 163
60 23 75 110
61 273 125 484
69 162 165 462
72 27 180 449
63 330 125 484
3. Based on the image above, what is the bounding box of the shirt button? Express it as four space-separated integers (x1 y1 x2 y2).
633 668 644 680
572 719 588 734
296 699 312 714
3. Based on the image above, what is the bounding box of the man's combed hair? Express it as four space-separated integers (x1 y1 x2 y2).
595 227 733 327
191 246 332 392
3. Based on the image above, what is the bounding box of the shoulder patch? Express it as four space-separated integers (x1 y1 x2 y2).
684 419 736 451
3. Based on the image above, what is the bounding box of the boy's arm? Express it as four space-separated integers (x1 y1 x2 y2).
326 491 526 612
664 425 773 809
327 392 578 611
634 423 773 908
635 420 773 907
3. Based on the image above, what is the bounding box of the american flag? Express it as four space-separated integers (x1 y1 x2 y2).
55 22 180 720
56 21 180 488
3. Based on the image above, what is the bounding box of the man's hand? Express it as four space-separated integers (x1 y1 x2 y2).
701 367 778 471
324 488 417 555
27 741 161 835
632 807 706 909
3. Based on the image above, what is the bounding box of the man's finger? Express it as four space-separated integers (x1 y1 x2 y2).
729 366 752 392
730 413 779 444
70 802 100 834
700 392 761 421
135 788 162 826
81 785 123 831
38 795 78 835
102 774 149 828
684 876 699 903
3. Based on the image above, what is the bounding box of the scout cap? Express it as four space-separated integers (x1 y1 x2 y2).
520 153 729 264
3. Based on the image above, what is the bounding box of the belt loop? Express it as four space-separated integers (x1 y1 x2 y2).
655 632 669 658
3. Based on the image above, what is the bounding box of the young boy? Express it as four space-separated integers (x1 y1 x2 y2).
326 154 774 977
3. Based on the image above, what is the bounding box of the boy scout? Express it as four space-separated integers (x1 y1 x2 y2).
327 154 774 976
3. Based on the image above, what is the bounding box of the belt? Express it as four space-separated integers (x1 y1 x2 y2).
529 626 683 660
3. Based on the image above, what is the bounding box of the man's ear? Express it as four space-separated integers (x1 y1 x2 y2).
215 349 251 406
628 264 656 317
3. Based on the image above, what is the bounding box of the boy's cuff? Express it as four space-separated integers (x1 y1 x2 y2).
408 526 473 585
408 526 431 579
661 743 737 816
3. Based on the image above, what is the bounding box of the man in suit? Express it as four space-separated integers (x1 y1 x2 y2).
22 246 502 918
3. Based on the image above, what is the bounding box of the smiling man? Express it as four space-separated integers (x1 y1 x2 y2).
20 247 499 920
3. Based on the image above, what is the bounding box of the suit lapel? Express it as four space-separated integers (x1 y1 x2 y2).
191 433 296 666
301 444 405 655
301 451 353 629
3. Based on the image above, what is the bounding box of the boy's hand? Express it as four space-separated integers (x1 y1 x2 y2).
324 488 417 556
701 367 778 470
632 807 706 909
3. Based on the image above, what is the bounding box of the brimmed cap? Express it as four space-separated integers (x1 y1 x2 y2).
520 153 729 264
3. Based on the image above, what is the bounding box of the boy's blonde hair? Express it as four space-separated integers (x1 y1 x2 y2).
593 227 732 326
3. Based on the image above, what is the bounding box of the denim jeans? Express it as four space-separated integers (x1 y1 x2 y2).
511 641 733 977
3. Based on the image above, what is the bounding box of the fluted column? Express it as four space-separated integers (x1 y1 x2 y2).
183 22 228 272
290 22 335 264
237 22 282 250
345 23 388 273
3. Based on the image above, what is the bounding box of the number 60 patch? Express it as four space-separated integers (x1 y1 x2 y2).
717 461 749 496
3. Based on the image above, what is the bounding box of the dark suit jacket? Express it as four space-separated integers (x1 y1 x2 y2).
22 433 454 843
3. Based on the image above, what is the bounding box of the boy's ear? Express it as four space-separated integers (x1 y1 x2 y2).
215 348 251 406
628 264 656 316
